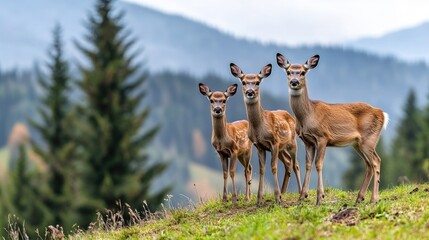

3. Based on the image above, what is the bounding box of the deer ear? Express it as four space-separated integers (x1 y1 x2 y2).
225 84 238 97
199 83 212 97
230 63 244 78
276 53 290 69
258 64 272 79
304 54 320 70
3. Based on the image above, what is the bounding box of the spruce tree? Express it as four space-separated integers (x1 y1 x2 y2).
30 25 78 229
390 89 424 183
29 24 78 229
75 0 169 224
417 91 429 181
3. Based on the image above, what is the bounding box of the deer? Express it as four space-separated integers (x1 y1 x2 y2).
230 63 302 205
276 53 389 205
199 83 253 203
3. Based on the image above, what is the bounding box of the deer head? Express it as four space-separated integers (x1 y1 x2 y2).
199 83 237 117
276 53 319 96
230 63 272 104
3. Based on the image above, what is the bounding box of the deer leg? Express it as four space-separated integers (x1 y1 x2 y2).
279 150 292 194
271 146 281 204
299 142 315 201
315 141 327 206
229 154 238 204
371 151 381 203
354 145 373 204
257 148 266 206
240 152 252 201
247 162 252 201
220 155 229 203
289 140 302 194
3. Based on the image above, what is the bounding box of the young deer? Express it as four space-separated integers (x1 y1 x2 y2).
230 63 302 205
199 83 253 203
276 53 389 205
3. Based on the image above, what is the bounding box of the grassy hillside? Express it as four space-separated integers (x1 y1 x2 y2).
68 184 429 239
187 162 261 201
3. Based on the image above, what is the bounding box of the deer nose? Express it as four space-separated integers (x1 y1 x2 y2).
246 90 255 98
290 79 299 87
214 107 222 114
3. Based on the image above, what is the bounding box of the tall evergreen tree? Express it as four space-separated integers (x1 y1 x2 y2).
390 89 425 183
29 24 78 230
75 0 169 224
417 91 429 181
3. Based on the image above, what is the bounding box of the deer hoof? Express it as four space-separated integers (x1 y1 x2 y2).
316 199 321 206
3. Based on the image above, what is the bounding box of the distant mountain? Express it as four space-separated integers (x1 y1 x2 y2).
1 0 429 133
345 22 429 64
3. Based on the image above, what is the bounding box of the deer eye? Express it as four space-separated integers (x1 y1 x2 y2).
210 100 214 103
255 81 260 86
241 81 246 86
300 72 305 76
286 71 291 75
222 100 226 104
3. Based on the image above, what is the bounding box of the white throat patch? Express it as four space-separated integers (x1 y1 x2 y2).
289 88 303 96
245 97 257 104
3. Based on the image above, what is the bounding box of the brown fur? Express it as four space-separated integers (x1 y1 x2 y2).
230 63 302 205
277 53 388 205
200 83 253 203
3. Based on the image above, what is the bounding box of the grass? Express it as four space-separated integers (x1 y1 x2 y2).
188 162 260 200
68 183 429 240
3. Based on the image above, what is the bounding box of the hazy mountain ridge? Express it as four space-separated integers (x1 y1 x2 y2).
346 22 429 63
2 0 429 130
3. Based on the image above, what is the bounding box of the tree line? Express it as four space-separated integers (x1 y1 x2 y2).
0 0 168 237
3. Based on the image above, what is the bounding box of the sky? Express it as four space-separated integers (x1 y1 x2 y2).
125 0 429 46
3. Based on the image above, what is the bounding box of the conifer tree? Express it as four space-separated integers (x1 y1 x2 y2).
390 89 424 183
30 24 78 229
417 91 429 181
75 0 169 224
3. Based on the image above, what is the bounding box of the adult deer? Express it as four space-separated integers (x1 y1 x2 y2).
276 53 389 205
230 63 302 205
199 83 253 203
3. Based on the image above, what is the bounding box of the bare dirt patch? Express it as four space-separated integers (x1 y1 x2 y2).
330 207 359 226
409 187 419 194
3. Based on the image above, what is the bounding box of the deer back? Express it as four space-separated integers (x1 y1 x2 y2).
227 120 252 156
251 109 295 150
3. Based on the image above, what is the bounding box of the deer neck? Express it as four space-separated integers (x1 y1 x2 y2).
211 115 229 140
245 100 265 129
289 86 314 122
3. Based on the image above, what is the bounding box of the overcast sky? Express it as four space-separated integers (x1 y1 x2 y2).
125 0 429 46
